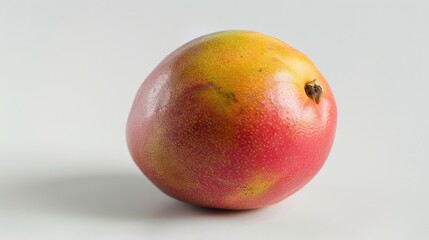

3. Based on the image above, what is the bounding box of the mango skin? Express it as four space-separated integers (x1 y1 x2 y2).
127 31 337 210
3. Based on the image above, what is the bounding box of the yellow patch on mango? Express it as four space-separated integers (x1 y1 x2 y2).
143 122 199 191
223 173 278 204
239 174 276 197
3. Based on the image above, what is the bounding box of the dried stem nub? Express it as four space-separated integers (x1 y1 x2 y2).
305 79 323 104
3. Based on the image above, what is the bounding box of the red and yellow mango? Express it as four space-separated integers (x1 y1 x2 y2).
127 30 337 209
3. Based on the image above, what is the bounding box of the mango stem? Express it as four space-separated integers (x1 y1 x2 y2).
305 79 323 104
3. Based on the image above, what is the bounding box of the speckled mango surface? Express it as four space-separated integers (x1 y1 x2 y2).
127 30 337 210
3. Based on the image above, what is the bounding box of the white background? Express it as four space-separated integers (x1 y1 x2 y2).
1 0 428 239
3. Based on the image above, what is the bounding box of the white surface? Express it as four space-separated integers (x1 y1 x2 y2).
1 1 428 239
